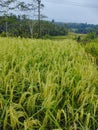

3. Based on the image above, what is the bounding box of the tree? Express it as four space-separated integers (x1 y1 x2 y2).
0 0 18 36
37 0 41 38
17 0 44 38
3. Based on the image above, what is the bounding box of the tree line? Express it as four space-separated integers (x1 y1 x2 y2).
0 14 68 38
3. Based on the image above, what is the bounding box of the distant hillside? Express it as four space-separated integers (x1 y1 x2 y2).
55 22 98 34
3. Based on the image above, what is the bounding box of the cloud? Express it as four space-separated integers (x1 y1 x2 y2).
41 0 98 24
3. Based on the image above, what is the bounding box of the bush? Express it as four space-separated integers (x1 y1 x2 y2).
43 34 51 39
0 32 6 37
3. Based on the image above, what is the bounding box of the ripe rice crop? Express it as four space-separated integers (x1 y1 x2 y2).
0 38 98 130
84 41 98 66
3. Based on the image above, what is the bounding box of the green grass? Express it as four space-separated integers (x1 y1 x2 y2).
45 32 81 40
0 37 98 130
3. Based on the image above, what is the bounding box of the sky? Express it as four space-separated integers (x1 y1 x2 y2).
40 0 98 24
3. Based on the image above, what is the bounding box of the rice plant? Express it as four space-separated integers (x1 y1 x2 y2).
0 37 98 130
84 41 98 66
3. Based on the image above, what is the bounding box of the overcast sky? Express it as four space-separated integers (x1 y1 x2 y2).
41 0 98 24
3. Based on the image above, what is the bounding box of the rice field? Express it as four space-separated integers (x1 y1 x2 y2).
0 37 98 130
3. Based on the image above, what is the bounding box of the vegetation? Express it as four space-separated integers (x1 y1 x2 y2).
0 0 98 129
0 15 68 38
84 41 98 66
0 38 98 130
66 23 98 34
1 14 98 39
80 29 98 43
0 0 44 38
